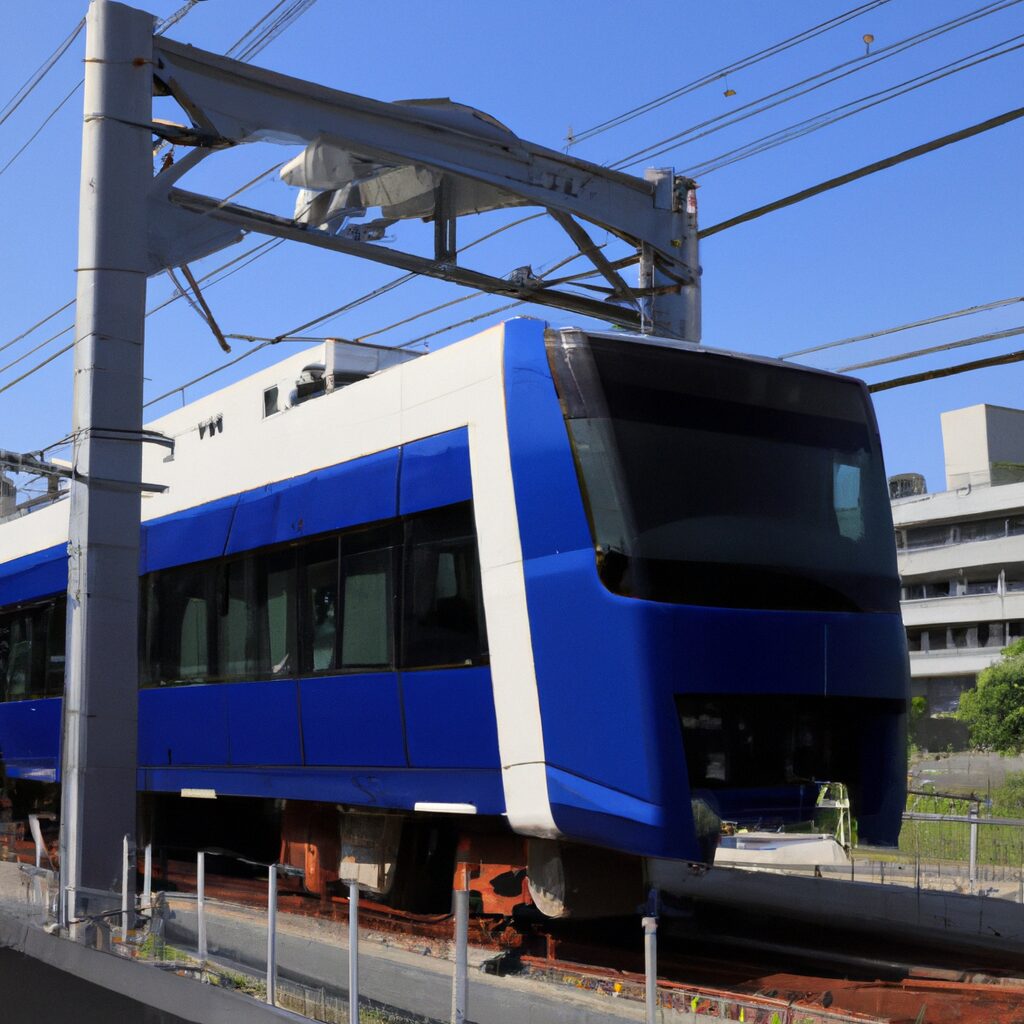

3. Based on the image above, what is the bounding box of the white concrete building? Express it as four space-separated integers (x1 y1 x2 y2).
892 404 1024 745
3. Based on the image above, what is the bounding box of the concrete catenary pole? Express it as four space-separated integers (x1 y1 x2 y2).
59 0 153 926
640 168 701 342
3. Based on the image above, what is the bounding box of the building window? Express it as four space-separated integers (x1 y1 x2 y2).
964 579 998 595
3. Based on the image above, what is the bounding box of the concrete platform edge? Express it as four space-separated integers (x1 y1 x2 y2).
0 909 305 1024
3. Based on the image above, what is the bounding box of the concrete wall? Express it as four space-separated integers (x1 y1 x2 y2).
941 404 1024 490
0 946 195 1024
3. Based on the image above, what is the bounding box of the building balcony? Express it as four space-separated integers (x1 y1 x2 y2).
908 648 1003 678
900 590 1024 628
898 534 1024 577
892 479 1024 528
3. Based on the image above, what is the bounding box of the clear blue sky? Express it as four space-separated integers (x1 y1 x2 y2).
1 0 1022 495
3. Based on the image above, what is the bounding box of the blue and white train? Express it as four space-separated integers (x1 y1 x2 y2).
0 318 908 914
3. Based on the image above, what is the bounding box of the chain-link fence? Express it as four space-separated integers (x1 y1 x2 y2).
844 795 1024 899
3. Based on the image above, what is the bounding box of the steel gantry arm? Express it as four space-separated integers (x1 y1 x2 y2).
147 35 701 339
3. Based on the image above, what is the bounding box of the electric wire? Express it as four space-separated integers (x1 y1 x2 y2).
569 0 892 146
0 165 284 376
5 6 1018 406
227 0 319 62
269 212 546 342
0 238 281 398
145 233 610 408
338 10 1024 354
0 17 84 129
681 36 1024 178
698 103 1024 239
781 295 1024 360
611 0 1024 170
870 345 1024 392
0 0 208 181
225 0 291 57
837 324 1024 372
0 300 75 357
390 251 637 351
155 0 205 35
0 80 82 181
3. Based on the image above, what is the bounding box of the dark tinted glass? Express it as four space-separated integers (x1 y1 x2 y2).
45 596 66 696
340 541 394 670
258 550 296 677
133 504 485 686
549 332 898 613
300 539 339 673
402 505 487 669
143 565 214 685
0 604 48 700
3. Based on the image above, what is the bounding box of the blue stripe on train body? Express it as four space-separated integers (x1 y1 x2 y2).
501 318 908 860
0 428 504 814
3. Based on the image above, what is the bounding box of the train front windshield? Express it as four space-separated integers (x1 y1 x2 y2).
547 331 899 614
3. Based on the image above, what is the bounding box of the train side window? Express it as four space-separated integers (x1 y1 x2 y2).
340 539 394 670
45 596 66 696
258 549 296 676
217 558 256 679
144 566 214 685
300 539 339 673
0 604 51 700
402 504 487 669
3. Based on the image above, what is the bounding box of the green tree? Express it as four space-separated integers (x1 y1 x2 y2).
957 638 1024 753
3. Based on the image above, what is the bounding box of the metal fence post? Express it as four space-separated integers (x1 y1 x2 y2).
643 914 658 1024
969 801 979 893
451 864 469 1024
643 888 659 1024
197 851 207 962
121 834 130 942
348 881 360 1023
267 865 278 1006
143 844 152 913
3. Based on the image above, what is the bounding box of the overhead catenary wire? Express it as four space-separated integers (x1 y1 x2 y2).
569 0 892 146
0 238 282 398
0 80 82 181
609 0 1024 171
837 324 1024 373
614 16 1024 174
8 6 1015 409
699 103 1024 239
680 35 1024 179
331 17 1024 355
233 81 1024 367
782 295 1024 359
146 243 622 408
0 17 84 129
1 0 308 183
155 0 205 35
227 0 319 62
232 212 547 345
0 299 75 357
870 345 1024 392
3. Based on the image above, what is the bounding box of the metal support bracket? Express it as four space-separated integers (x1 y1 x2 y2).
143 31 700 338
